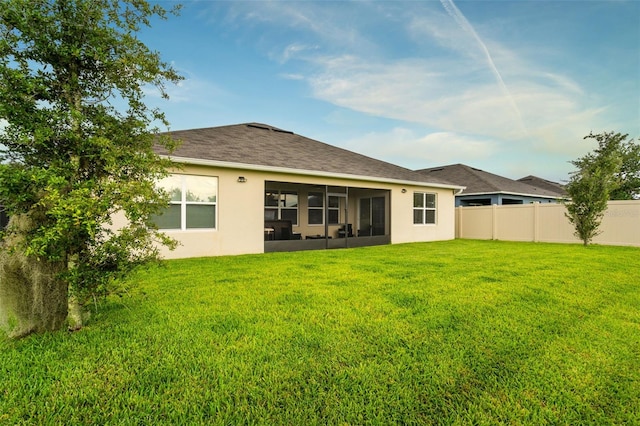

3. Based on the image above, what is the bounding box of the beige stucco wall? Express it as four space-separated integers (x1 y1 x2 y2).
152 164 458 259
456 200 640 246
390 184 457 245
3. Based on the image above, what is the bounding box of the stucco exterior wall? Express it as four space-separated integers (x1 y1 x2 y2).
391 184 457 245
153 165 457 259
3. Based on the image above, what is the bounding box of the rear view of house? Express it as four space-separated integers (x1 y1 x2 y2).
148 123 464 258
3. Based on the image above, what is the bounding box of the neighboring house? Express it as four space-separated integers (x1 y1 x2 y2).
148 123 464 259
517 175 567 197
416 164 565 207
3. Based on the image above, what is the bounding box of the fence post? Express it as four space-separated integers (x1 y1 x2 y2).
492 204 497 240
533 202 539 243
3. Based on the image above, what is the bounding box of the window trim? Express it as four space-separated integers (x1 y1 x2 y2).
413 192 437 225
156 174 218 231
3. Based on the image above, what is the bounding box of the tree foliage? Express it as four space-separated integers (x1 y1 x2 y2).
0 0 182 335
564 131 638 246
608 135 640 200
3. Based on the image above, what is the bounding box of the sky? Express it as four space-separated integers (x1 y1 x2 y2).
139 0 640 182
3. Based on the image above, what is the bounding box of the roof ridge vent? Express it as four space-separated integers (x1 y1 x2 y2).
247 124 270 131
273 128 294 135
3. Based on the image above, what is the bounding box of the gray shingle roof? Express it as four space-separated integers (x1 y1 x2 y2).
416 164 564 198
156 123 459 187
517 175 567 196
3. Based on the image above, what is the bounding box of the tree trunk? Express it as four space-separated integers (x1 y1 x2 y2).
0 215 67 338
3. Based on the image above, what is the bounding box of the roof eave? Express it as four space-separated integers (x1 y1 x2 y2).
459 190 564 199
163 155 465 191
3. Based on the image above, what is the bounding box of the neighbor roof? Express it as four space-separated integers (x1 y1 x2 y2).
416 164 563 198
156 123 461 188
517 175 567 196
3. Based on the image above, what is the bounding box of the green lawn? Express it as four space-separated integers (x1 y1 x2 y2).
1 240 639 425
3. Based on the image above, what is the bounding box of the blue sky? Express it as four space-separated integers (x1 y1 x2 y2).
141 0 639 182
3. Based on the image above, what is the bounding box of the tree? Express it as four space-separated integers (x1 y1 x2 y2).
609 136 640 200
564 131 638 246
0 0 182 337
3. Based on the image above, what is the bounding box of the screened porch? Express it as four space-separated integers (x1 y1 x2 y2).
263 181 390 252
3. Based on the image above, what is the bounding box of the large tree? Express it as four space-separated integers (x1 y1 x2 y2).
564 131 638 246
0 0 181 337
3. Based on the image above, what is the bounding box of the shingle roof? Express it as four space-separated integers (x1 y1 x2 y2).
517 175 567 196
156 123 459 187
416 164 563 198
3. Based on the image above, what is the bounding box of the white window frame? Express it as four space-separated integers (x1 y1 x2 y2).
155 174 218 230
413 192 437 225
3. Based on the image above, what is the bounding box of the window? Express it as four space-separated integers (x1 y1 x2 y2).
265 190 298 225
413 192 436 225
307 193 340 225
308 192 323 225
328 196 340 224
152 174 217 230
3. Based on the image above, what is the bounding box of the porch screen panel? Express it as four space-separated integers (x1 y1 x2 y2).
372 197 385 236
359 198 371 236
265 190 298 225
308 192 323 225
328 196 340 224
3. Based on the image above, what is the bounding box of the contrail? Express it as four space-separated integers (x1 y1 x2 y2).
440 0 528 137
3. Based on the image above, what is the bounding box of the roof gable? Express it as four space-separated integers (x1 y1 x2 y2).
157 123 459 187
416 164 563 198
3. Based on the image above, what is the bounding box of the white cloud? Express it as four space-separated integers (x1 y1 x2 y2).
280 73 305 81
344 128 497 169
302 41 615 165
273 43 319 64
207 0 634 179
143 68 229 105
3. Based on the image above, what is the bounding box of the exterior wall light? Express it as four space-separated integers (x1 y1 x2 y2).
237 176 247 183
401 188 407 193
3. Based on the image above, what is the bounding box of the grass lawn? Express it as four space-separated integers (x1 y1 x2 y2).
1 240 639 424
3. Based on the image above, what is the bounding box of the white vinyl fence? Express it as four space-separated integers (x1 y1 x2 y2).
455 200 640 247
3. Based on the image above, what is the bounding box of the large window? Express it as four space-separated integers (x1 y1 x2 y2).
413 192 436 225
307 193 340 225
152 174 217 230
265 190 298 225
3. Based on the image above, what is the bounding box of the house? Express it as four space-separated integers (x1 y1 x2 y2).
416 164 565 207
517 175 567 197
150 123 464 259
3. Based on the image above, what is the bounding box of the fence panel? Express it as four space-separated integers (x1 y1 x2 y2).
456 200 640 247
